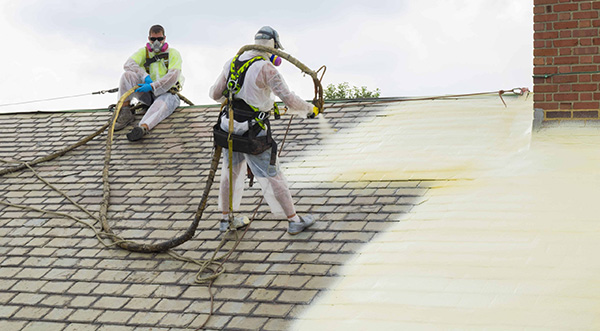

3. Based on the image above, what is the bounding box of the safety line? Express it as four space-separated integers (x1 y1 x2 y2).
0 88 118 108
532 70 600 79
324 87 530 107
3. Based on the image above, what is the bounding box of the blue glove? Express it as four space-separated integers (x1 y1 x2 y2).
144 75 153 84
136 83 153 93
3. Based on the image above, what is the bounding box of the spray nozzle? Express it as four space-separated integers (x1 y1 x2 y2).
307 99 324 119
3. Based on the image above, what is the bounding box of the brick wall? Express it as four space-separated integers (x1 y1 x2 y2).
533 0 600 120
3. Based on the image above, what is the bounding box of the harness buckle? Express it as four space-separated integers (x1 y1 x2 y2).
227 78 240 94
257 111 268 121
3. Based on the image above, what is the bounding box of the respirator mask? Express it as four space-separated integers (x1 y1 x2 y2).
146 36 168 53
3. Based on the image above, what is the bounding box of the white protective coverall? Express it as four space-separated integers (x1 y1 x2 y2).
209 49 313 218
118 47 183 130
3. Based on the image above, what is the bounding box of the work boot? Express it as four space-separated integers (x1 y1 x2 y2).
288 214 316 235
113 106 134 131
126 126 148 142
220 215 250 232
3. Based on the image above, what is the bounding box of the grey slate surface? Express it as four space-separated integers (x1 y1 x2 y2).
0 102 429 330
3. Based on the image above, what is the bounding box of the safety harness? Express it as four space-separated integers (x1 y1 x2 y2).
143 49 182 93
144 49 169 73
213 54 279 165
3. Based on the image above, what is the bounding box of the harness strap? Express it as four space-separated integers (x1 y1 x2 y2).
214 54 279 164
226 99 269 129
224 55 265 96
144 48 170 74
223 55 282 130
143 49 183 95
168 82 183 94
214 105 277 165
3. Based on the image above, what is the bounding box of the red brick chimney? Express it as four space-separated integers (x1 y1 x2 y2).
534 0 600 120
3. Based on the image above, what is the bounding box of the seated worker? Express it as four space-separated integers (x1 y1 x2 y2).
114 24 184 141
209 26 318 235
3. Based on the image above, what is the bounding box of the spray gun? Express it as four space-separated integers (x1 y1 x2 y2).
308 98 324 118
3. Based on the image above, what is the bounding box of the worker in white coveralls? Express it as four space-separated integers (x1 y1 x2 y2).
114 24 184 142
209 26 319 235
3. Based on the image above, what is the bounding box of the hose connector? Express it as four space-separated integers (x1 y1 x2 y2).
308 99 324 119
307 106 320 119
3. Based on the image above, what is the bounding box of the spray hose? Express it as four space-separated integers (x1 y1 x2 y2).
99 87 215 252
235 44 326 115
1 47 323 255
0 86 205 253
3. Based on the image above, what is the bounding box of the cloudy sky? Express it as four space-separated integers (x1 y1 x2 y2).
0 0 532 113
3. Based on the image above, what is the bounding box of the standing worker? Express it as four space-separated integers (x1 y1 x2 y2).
114 24 184 141
209 26 319 234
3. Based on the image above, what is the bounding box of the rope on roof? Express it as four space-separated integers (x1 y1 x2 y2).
0 88 118 108
0 87 194 109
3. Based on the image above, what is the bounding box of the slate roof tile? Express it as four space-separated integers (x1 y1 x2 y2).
0 101 426 329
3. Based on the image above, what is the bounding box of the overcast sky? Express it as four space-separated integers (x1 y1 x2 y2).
0 0 533 113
